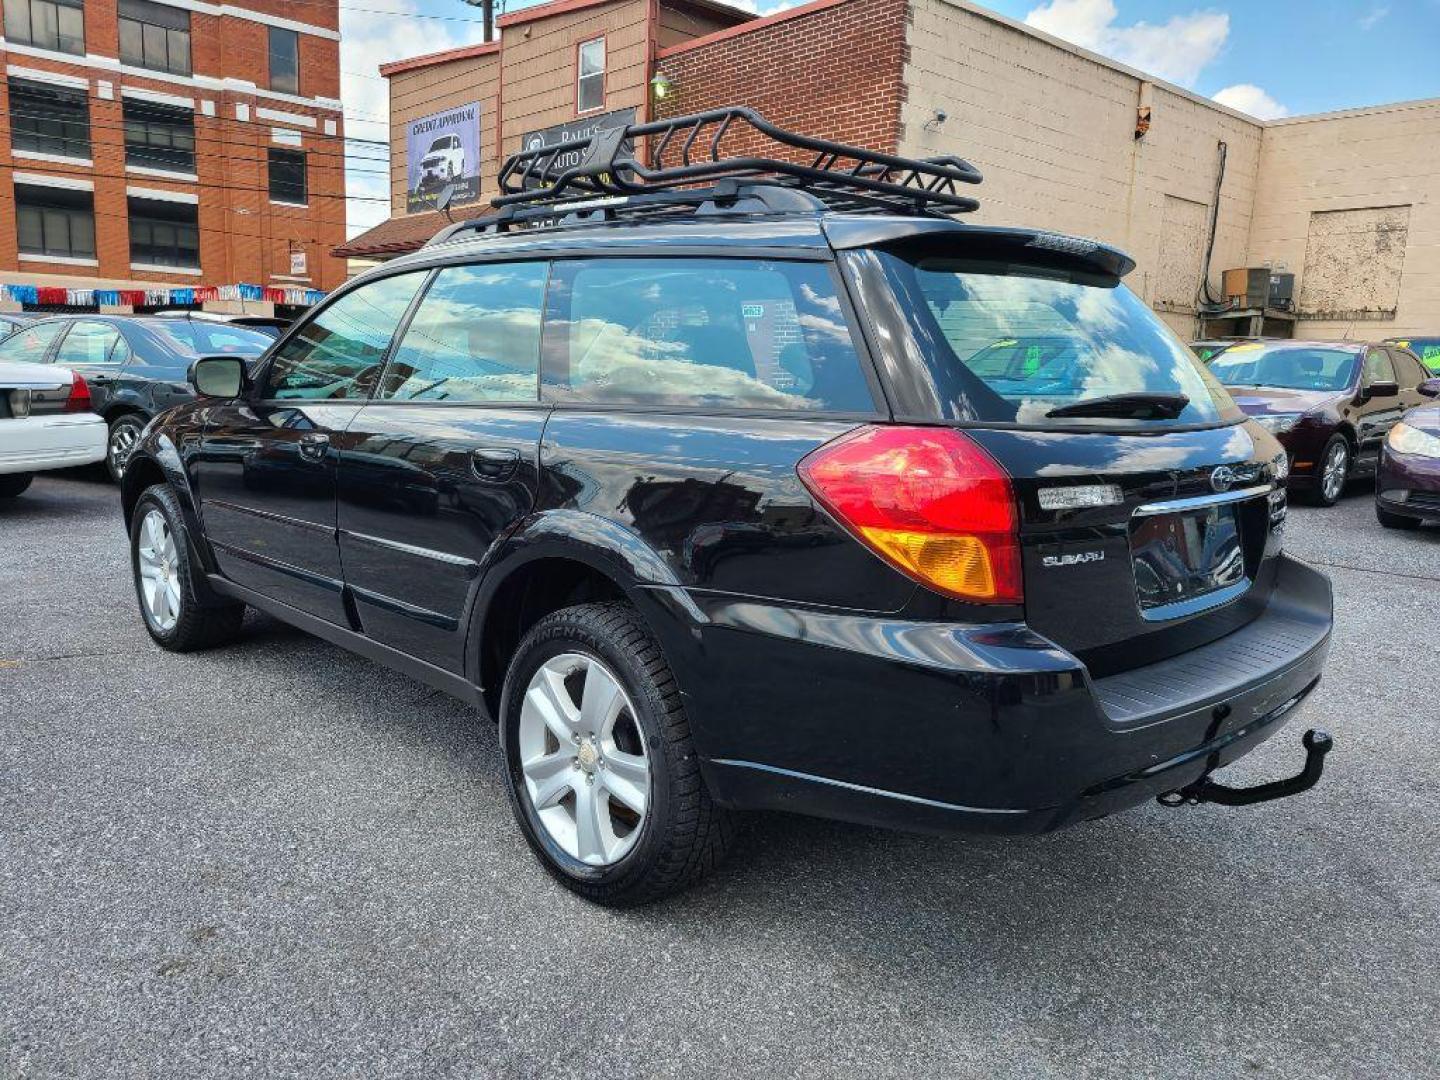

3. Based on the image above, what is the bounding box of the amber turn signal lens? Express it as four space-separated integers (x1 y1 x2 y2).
859 528 1001 600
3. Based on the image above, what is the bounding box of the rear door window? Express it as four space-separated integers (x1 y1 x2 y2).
541 258 875 413
56 321 124 366
1387 348 1426 388
262 272 427 400
378 262 547 403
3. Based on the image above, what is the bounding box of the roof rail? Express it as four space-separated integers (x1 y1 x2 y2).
425 106 983 247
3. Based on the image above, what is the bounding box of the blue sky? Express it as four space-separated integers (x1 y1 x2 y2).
340 0 1440 234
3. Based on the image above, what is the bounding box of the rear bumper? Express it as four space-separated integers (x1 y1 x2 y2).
677 555 1332 834
0 414 106 475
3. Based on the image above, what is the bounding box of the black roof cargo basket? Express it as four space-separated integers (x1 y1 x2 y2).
426 106 983 247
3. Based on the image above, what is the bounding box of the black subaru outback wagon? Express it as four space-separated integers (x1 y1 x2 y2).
119 109 1334 905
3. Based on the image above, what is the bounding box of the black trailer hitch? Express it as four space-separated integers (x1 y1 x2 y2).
1157 729 1333 808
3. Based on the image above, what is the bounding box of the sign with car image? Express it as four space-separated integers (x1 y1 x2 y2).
406 102 481 213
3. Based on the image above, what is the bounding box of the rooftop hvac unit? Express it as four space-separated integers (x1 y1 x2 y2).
1222 267 1295 310
1268 272 1295 312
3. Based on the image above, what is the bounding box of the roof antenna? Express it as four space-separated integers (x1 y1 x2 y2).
436 183 457 223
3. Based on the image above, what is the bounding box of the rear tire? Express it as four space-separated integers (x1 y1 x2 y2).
130 483 245 651
0 473 34 499
106 414 146 483
499 601 736 906
1377 504 1422 530
1311 435 1350 507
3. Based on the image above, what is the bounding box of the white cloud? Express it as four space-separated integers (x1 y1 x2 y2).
1212 83 1290 120
715 0 806 14
1024 0 1229 87
1359 5 1390 29
340 2 478 237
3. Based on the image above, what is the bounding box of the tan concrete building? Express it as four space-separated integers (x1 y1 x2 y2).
342 0 1440 342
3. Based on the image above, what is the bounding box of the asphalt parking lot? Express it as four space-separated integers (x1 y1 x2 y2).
2 472 1438 1079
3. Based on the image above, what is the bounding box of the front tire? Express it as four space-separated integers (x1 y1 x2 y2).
106 414 146 483
1313 435 1350 506
0 473 34 499
130 484 245 651
499 602 735 906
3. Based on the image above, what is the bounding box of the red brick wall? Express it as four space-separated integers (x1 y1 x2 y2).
652 0 909 160
0 1 346 293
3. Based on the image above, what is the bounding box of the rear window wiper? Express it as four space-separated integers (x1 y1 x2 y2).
1045 393 1191 420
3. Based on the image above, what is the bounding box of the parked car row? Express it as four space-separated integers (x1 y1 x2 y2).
0 313 277 481
1194 337 1440 529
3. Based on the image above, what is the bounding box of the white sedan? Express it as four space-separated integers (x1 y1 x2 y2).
0 361 107 499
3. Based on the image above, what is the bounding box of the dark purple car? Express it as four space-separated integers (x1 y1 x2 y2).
1376 404 1440 529
1206 340 1439 506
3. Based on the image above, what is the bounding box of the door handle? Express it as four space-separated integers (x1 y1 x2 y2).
298 432 330 462
470 447 519 482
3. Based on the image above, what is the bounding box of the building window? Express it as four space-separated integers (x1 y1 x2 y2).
118 0 191 76
577 37 604 114
16 183 96 260
268 148 307 205
9 78 91 160
128 196 199 268
123 98 195 173
268 26 299 95
2 0 85 56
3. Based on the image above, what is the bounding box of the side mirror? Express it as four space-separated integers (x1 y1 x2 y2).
1362 379 1400 400
1419 378 1440 398
189 355 249 398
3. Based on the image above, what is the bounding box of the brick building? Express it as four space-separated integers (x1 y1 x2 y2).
0 0 347 312
342 0 1440 341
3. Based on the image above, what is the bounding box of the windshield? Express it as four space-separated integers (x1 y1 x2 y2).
867 252 1241 427
1390 337 1440 374
1208 343 1358 391
1191 342 1233 363
150 321 273 358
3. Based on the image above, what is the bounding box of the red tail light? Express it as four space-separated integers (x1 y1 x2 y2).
798 425 1023 604
64 372 92 413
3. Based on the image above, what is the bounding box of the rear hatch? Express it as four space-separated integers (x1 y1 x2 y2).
838 230 1287 675
967 425 1282 675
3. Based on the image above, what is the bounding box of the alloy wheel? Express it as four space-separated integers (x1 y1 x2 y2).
517 652 651 867
136 509 181 633
109 420 141 478
1322 442 1348 502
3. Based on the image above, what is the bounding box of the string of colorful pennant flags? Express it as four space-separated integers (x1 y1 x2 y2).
0 282 327 309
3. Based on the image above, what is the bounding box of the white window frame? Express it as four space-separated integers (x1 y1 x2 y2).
576 36 605 115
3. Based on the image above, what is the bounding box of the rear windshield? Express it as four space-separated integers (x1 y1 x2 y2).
1208 343 1358 392
1390 337 1440 374
866 252 1242 428
150 321 273 358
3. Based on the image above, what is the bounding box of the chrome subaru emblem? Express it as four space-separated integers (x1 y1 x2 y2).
1210 465 1238 493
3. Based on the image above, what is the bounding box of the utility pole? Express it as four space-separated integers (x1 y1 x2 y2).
461 0 495 41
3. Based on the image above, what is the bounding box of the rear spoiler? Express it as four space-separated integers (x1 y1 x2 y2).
822 218 1136 279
